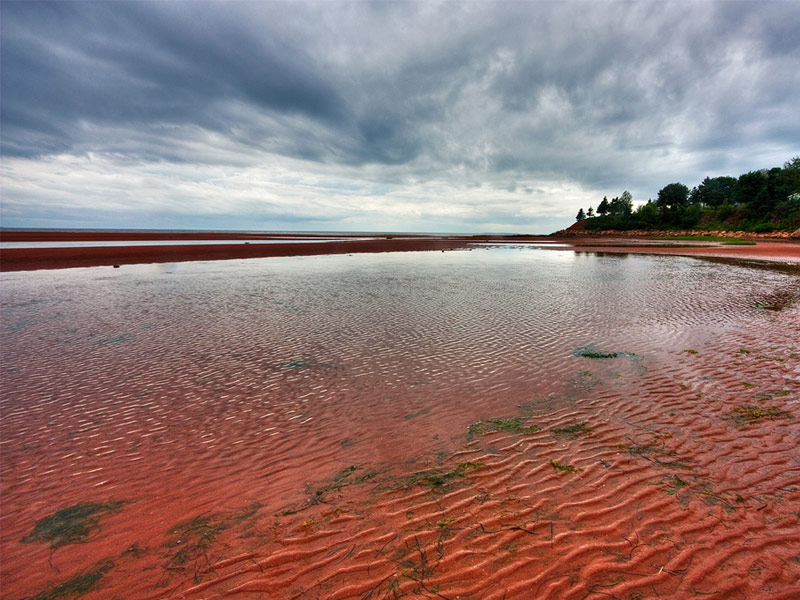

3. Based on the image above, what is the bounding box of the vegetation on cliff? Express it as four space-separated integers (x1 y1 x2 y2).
574 157 800 233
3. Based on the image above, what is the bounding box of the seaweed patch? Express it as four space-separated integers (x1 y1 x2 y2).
21 501 126 548
574 344 619 359
730 405 792 426
468 416 540 438
30 561 114 600
551 422 591 438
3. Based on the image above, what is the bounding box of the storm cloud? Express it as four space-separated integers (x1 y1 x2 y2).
2 0 799 232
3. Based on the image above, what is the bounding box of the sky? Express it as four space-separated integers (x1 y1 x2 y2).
2 1 799 234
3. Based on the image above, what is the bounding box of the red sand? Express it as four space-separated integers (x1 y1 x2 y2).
2 231 799 271
547 236 800 263
1 233 799 599
0 232 472 271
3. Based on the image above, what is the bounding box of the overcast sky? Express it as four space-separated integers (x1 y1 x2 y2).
2 0 799 233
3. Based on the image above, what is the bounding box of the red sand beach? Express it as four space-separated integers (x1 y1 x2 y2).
0 231 473 271
2 230 800 271
1 232 799 600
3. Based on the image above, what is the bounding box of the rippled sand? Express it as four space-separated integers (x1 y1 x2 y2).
1 248 798 599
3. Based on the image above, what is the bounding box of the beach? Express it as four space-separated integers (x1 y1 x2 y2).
1 237 798 599
2 230 799 271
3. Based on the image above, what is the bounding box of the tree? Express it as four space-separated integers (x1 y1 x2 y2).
576 208 586 221
779 157 800 196
691 176 736 207
587 206 595 217
734 170 766 206
634 200 659 227
654 183 689 226
656 183 690 211
614 191 633 216
597 197 610 216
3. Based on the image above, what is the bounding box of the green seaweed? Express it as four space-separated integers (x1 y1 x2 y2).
333 465 359 483
312 465 383 500
352 470 381 484
730 405 792 426
549 460 578 473
278 465 387 514
551 422 591 438
31 561 114 600
468 416 540 438
394 462 482 489
164 518 219 572
616 443 657 457
697 483 737 511
21 501 126 548
663 475 689 495
163 503 261 573
655 458 691 470
571 370 600 392
574 345 618 359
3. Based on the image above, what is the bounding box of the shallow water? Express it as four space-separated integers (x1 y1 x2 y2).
1 248 799 599
0 238 371 249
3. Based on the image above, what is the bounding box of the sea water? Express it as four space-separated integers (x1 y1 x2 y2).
1 247 798 599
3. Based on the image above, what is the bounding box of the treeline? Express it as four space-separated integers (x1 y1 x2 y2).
575 157 800 233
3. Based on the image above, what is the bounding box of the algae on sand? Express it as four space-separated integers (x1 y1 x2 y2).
30 561 114 600
468 416 540 438
574 344 646 374
549 460 579 473
21 501 126 548
393 462 483 490
574 344 619 359
163 503 261 573
730 405 792 426
551 422 591 438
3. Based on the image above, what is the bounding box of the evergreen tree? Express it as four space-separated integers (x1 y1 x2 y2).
619 191 633 215
577 157 797 232
576 208 586 221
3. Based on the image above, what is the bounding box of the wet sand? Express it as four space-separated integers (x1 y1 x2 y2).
0 232 472 271
547 236 800 264
2 231 799 271
1 239 799 599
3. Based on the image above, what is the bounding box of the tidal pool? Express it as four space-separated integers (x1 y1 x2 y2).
1 248 798 599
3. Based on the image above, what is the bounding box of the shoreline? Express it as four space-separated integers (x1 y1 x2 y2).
2 246 798 599
2 230 800 271
0 233 473 272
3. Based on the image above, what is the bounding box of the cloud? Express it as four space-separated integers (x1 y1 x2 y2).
1 0 798 232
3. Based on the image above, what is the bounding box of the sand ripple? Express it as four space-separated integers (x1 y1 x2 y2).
1 249 799 599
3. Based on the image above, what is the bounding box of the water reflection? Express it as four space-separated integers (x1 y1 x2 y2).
1 248 798 600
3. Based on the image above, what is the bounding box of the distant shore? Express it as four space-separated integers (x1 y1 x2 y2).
2 230 799 271
0 232 473 271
